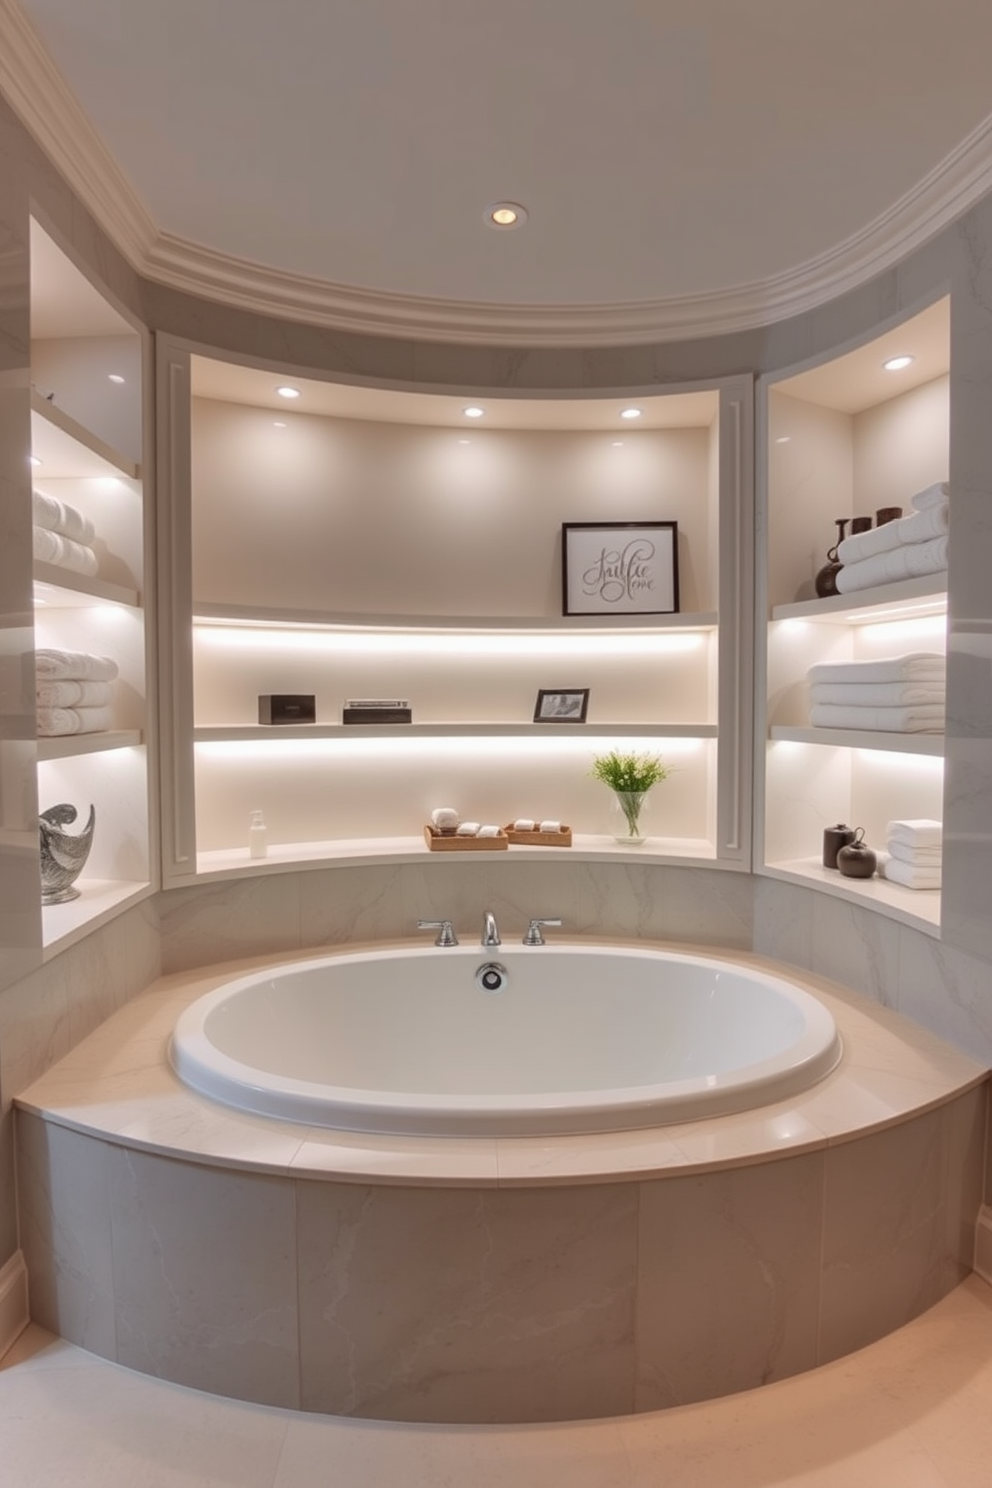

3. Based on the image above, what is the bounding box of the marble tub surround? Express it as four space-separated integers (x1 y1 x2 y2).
14 940 989 1423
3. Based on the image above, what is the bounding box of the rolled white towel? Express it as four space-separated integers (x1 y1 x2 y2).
809 703 944 732
910 481 950 512
539 819 561 833
886 818 942 849
477 824 501 838
32 490 96 545
36 704 113 736
835 535 948 593
807 654 944 686
430 806 459 832
808 680 944 707
513 818 536 832
836 504 948 566
33 525 99 577
880 855 941 890
456 821 480 836
36 679 114 709
887 839 942 866
35 650 119 682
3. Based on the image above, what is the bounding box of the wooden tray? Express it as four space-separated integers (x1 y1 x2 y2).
503 822 573 847
423 825 508 851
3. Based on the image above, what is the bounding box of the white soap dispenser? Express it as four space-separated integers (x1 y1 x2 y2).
249 809 268 859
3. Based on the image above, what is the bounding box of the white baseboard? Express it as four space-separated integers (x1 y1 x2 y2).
975 1206 992 1287
0 1251 29 1359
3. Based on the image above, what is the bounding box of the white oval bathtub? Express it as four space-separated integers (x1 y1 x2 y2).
169 944 843 1136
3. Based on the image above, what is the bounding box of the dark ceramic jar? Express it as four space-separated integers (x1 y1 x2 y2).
823 823 856 869
837 828 877 879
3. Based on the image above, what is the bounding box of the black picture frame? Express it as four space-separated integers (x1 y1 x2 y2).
562 521 680 616
533 688 589 723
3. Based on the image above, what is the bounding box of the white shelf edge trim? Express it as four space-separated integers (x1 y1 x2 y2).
4 0 992 345
34 564 140 608
761 860 941 933
37 729 142 760
771 575 947 624
192 605 720 634
0 1251 29 1362
31 390 140 479
769 725 944 756
41 880 153 955
193 723 718 742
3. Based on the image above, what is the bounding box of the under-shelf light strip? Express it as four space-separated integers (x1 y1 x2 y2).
193 626 705 657
195 734 708 762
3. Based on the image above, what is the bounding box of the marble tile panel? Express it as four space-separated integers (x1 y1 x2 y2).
0 955 71 1103
635 1150 824 1410
158 874 302 974
297 1179 638 1422
62 916 144 1049
808 893 904 1009
891 929 992 1069
648 865 754 949
300 861 420 947
818 1107 956 1364
751 877 815 971
108 1145 300 1407
669 1101 828 1170
937 1084 987 1271
15 1113 115 1357
275 1412 636 1488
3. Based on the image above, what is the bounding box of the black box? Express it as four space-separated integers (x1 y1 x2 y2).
342 706 412 724
258 694 316 725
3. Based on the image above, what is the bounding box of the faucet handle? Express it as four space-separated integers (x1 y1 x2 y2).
417 918 458 947
523 918 562 946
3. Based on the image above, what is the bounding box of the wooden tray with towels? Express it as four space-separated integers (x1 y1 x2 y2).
423 825 509 851
503 822 573 847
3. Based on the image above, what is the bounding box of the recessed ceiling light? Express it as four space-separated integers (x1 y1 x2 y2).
273 421 287 428
883 355 914 371
463 406 485 418
620 408 642 420
775 436 791 444
108 373 125 384
485 202 528 229
276 386 300 399
611 441 624 447
29 455 41 466
457 438 470 445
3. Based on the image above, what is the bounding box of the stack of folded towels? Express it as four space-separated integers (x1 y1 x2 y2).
835 482 949 594
36 649 117 736
878 819 942 890
33 491 99 578
806 652 945 733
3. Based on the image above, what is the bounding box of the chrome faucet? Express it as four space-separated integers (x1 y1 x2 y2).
482 911 501 947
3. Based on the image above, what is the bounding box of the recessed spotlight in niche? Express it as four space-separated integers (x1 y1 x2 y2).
273 421 287 428
276 386 300 399
775 436 791 444
457 438 470 444
108 373 125 384
463 407 485 418
883 355 914 371
29 455 41 466
620 408 642 420
611 441 624 447
485 202 528 229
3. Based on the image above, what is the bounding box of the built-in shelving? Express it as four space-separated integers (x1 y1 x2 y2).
37 730 143 761
194 722 718 743
34 565 140 609
769 726 943 756
30 389 140 480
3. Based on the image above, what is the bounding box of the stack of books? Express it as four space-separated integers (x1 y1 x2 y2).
342 698 413 724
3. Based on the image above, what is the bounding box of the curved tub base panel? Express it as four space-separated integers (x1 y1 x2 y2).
15 1085 986 1424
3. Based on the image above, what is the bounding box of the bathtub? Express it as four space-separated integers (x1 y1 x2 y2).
169 943 842 1136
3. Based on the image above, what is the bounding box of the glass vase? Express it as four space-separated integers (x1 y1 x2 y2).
611 790 650 845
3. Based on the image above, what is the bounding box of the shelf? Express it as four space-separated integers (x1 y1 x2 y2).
31 391 141 480
41 878 153 955
37 730 142 761
762 859 941 933
191 833 721 881
769 726 943 756
193 723 718 743
33 565 140 609
771 575 947 624
192 603 720 634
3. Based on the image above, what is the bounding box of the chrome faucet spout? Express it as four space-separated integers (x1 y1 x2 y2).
482 911 501 947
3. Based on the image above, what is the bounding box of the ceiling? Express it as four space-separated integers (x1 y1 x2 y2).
10 1 992 342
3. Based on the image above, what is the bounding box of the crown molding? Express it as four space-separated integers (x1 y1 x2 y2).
3 0 992 347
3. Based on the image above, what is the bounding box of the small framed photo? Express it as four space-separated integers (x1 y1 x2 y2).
562 521 679 616
534 688 589 723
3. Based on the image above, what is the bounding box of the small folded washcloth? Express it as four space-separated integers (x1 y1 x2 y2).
910 482 950 512
835 534 948 593
880 855 941 890
32 490 96 546
808 680 944 707
36 705 113 736
33 525 99 577
36 679 114 709
807 654 944 686
35 649 119 682
836 503 948 566
885 818 942 849
809 703 944 732
887 839 942 866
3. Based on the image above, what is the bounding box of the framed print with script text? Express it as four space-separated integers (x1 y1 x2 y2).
561 521 680 616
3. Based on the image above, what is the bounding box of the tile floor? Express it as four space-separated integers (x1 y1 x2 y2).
1 1274 990 1487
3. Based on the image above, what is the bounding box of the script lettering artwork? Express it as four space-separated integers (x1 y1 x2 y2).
580 539 656 605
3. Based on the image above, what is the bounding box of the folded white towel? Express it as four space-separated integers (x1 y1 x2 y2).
477 824 501 838
807 654 944 686
36 679 114 709
808 680 945 707
36 705 113 736
35 649 119 682
836 535 948 593
430 807 459 831
836 504 948 566
886 818 942 848
880 855 941 890
456 821 480 836
33 525 99 577
809 703 944 732
32 490 96 546
887 839 942 866
910 482 950 512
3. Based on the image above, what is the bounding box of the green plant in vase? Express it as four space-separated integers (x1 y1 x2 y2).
590 749 670 845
